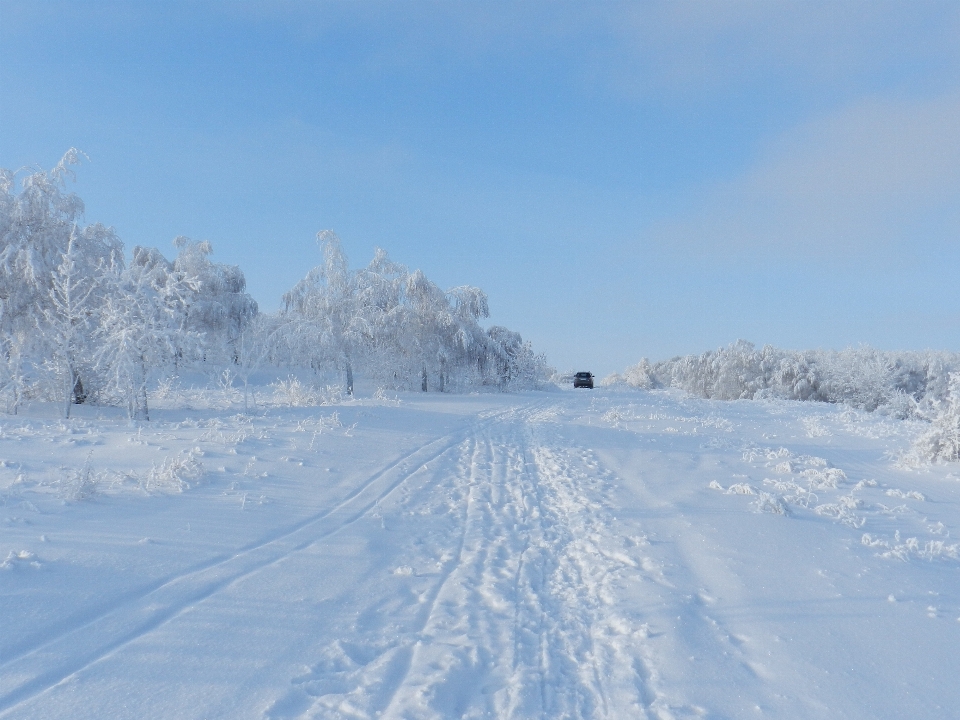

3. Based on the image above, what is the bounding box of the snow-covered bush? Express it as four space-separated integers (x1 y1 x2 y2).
911 374 960 463
144 450 204 493
608 341 960 417
602 358 657 389
59 455 101 500
268 376 343 407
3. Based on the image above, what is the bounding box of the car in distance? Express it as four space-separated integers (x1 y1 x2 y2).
573 371 594 389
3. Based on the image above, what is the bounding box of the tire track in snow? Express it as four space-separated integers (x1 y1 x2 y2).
376 428 535 719
0 410 522 717
521 422 646 718
264 430 488 720
370 403 661 719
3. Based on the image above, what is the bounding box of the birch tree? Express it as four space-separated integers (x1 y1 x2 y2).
97 246 198 421
42 230 104 417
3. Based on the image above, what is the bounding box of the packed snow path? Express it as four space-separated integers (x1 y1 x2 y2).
2 390 960 718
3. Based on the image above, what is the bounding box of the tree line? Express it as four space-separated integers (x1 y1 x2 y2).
0 150 548 419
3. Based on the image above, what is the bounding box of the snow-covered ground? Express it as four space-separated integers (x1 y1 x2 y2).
2 386 960 719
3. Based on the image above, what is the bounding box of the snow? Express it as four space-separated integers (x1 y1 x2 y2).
3 387 960 719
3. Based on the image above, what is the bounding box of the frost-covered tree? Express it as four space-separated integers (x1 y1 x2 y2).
1 150 123 410
439 285 491 389
402 269 455 391
233 313 288 410
41 230 108 417
1 155 549 410
602 357 657 390
283 231 366 394
354 247 408 381
0 329 27 414
97 246 199 421
484 326 548 390
280 231 547 393
172 237 258 364
0 150 122 339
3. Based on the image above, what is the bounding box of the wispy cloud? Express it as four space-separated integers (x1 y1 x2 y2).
603 1 960 104
647 91 960 262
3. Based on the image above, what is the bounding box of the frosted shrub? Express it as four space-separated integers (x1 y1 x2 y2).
752 491 786 515
814 347 900 412
373 386 400 405
270 377 322 407
320 385 345 405
144 450 204 493
912 374 960 463
59 456 101 500
611 341 960 415
862 532 960 561
602 358 657 389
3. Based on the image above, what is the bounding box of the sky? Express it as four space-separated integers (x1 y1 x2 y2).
2 1 960 376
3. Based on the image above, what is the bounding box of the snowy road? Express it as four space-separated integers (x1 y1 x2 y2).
3 390 960 718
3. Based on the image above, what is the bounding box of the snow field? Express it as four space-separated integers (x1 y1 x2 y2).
583 392 960 718
2 388 960 718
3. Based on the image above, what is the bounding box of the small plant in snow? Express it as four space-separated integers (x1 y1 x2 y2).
319 385 344 405
373 386 400 405
217 368 240 397
814 495 865 527
59 454 100 500
271 376 320 407
322 411 343 429
152 375 179 400
800 466 846 490
143 449 204 493
752 491 786 515
862 531 960 561
763 478 818 508
885 488 925 501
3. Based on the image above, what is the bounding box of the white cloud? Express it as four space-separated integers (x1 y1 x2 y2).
648 91 960 260
599 1 960 104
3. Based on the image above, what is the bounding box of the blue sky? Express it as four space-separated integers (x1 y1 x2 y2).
3 1 960 375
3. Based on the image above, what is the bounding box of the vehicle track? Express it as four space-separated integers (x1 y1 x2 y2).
0 407 530 716
369 403 656 719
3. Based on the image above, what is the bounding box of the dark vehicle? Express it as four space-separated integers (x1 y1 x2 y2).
573 372 594 389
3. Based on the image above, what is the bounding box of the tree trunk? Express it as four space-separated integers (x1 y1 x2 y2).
421 365 428 392
73 375 87 405
131 356 149 422
62 360 73 420
345 361 354 396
